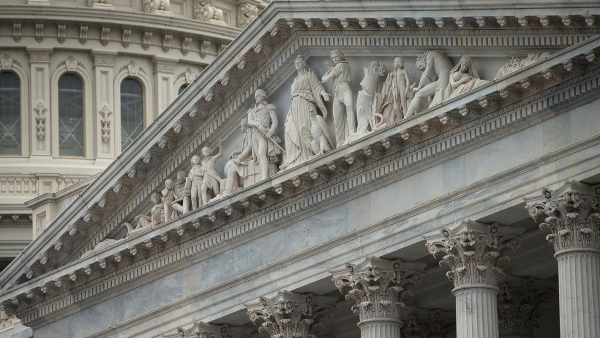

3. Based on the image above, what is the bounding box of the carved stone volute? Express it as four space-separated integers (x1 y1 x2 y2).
524 180 600 254
425 221 523 289
245 290 336 338
330 256 425 325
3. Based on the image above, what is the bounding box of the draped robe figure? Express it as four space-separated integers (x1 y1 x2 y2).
281 56 330 169
445 55 490 100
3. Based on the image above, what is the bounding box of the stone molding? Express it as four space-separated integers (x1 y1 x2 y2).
26 48 52 63
4 51 600 327
424 221 524 289
151 56 179 73
245 290 336 338
90 50 118 67
330 256 425 324
524 180 600 254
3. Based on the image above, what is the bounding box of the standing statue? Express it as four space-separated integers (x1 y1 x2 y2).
392 57 411 120
188 155 204 210
322 50 356 147
353 61 386 139
280 55 331 170
172 171 191 215
219 118 252 198
200 140 223 205
123 192 164 237
404 50 453 119
445 55 490 99
162 179 178 222
247 89 282 179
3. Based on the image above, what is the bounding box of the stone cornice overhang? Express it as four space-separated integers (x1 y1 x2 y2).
0 6 242 41
24 174 99 211
3 32 600 329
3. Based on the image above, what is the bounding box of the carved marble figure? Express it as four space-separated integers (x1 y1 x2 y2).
200 140 223 204
247 89 282 178
302 109 333 157
392 57 411 120
193 0 225 23
494 52 551 79
172 171 191 215
162 179 178 221
353 61 386 139
405 50 453 118
322 50 356 147
219 118 252 198
445 55 490 99
281 56 331 169
142 0 170 12
188 155 204 210
123 192 164 237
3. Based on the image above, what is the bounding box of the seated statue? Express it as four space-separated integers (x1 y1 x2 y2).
445 55 490 100
123 192 164 237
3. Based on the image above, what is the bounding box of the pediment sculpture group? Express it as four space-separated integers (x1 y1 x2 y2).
123 49 544 237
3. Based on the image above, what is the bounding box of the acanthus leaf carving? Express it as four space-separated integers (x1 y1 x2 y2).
142 31 153 50
99 105 112 143
33 102 48 141
57 23 66 44
100 26 110 46
237 3 258 29
13 23 21 42
79 24 88 45
246 291 335 338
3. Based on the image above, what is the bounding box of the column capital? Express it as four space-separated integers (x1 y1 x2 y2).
330 256 425 324
151 55 179 73
402 308 456 338
90 50 118 67
26 47 53 63
524 180 600 255
245 290 336 338
424 221 523 289
497 277 555 338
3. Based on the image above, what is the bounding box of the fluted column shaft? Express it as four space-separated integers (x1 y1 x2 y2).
454 286 499 338
556 250 600 338
358 319 402 338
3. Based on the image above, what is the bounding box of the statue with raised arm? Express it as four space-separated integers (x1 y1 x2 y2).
404 50 453 119
322 50 356 147
446 55 490 99
172 171 191 215
280 55 331 170
247 89 282 179
200 140 223 204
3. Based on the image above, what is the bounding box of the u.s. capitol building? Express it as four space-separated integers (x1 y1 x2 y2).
1 0 600 337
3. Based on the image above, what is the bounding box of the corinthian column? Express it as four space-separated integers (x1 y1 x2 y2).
497 277 555 338
330 256 426 338
424 221 523 338
245 291 336 338
524 180 600 338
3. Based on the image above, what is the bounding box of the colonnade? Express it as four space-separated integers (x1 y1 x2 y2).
240 181 599 338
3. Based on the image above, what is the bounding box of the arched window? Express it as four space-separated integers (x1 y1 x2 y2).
178 84 188 95
120 78 144 150
0 72 21 155
58 74 85 157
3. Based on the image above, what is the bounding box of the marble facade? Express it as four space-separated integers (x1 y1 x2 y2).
1 0 600 337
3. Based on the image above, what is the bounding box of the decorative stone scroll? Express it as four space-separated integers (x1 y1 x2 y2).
322 50 356 147
424 221 523 338
494 53 550 79
330 256 426 338
193 0 225 24
246 291 336 338
142 0 171 14
524 180 600 338
237 3 258 29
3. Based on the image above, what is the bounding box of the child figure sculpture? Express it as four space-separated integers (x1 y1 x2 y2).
200 139 223 205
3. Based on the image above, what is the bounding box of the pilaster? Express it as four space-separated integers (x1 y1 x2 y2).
26 47 52 157
151 56 178 118
245 291 336 338
330 256 426 338
524 181 600 338
424 221 523 338
91 50 118 160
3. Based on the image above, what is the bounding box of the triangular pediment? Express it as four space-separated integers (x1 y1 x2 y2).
2 0 600 328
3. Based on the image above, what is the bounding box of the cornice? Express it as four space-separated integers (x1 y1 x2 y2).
24 174 99 210
4 56 600 328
